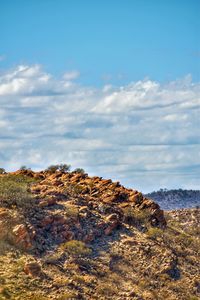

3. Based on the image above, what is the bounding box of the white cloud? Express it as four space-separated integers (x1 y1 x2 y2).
63 70 80 81
0 64 199 192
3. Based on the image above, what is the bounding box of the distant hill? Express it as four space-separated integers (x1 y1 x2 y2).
145 189 200 210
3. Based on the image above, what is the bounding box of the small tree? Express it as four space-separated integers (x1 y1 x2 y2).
45 164 71 173
0 168 6 174
20 165 31 171
45 165 59 173
58 164 71 172
74 168 85 174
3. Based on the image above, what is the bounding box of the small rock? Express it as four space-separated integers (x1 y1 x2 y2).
24 262 42 277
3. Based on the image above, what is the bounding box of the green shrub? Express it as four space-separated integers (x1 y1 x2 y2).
58 292 78 300
65 204 79 220
122 206 150 226
146 227 164 240
60 240 92 257
0 168 6 174
19 165 31 171
188 296 199 300
73 168 85 174
0 287 11 299
0 174 36 208
63 183 85 197
96 282 118 297
45 164 71 173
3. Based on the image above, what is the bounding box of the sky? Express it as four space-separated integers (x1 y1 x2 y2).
0 0 200 192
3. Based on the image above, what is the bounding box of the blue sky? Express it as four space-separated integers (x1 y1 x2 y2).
0 0 200 192
1 0 199 84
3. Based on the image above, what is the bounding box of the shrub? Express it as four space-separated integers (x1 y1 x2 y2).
65 204 79 220
20 165 31 171
60 240 92 257
58 292 78 300
73 168 85 174
45 164 71 173
188 296 199 300
58 164 71 172
0 174 36 208
0 168 6 174
0 286 11 299
122 206 150 226
96 282 118 297
146 227 164 240
45 165 59 173
63 183 86 198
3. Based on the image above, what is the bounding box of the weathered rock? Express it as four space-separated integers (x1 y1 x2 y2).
24 262 42 277
62 230 74 240
12 224 32 249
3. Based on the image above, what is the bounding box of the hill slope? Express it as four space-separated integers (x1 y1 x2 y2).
0 170 199 300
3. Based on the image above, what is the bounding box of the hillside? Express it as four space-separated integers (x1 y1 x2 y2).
0 170 199 300
145 189 200 210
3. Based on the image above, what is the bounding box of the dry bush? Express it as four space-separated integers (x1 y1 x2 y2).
96 281 118 297
58 292 78 300
60 240 92 258
0 174 36 209
122 206 150 227
146 227 164 240
65 204 79 220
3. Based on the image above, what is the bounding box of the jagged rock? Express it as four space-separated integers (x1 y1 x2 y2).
12 224 32 249
105 213 120 223
104 214 120 235
38 200 49 207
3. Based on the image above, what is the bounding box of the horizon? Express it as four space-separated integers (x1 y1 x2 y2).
0 0 200 193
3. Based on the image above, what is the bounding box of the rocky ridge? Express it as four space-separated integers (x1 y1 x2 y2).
0 170 199 300
1 169 166 253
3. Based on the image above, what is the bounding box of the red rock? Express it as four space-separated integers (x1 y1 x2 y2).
24 262 41 277
53 215 67 225
106 213 119 222
129 192 143 204
12 224 32 249
47 197 57 206
0 208 9 218
40 216 54 227
62 230 74 240
104 218 119 235
38 200 48 207
83 233 95 243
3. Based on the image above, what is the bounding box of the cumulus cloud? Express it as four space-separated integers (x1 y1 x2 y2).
0 64 199 192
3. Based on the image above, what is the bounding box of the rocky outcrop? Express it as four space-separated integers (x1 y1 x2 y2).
1 170 166 253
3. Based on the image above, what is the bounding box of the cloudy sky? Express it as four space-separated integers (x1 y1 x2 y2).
0 0 200 192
